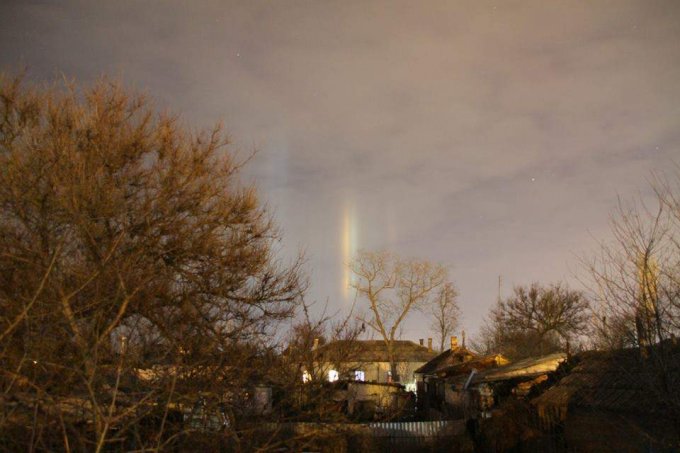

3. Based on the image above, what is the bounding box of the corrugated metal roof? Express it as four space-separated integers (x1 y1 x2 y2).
473 353 567 383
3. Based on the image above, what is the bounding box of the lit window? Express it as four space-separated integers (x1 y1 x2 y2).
328 369 339 382
354 370 365 381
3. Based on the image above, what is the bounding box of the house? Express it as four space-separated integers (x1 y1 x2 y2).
469 352 566 416
531 343 680 451
426 354 511 418
414 336 478 377
313 339 438 391
415 341 564 421
414 336 510 417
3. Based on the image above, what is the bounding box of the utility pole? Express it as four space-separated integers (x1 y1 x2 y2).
497 275 502 304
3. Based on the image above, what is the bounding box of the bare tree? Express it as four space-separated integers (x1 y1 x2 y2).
349 250 447 382
478 283 589 360
283 299 363 386
581 171 680 444
584 192 680 349
430 283 460 352
0 74 304 451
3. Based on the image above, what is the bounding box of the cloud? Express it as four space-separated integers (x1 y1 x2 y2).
2 0 679 338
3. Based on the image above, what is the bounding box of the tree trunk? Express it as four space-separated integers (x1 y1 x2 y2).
386 342 399 383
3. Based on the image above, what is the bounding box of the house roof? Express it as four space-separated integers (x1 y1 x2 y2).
316 340 438 363
533 342 680 414
472 352 567 384
434 354 509 379
414 347 478 375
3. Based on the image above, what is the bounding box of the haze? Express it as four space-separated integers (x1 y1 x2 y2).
2 0 679 339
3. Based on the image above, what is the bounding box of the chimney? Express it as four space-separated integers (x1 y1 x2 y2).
427 338 432 352
450 336 458 351
419 338 424 346
312 338 319 351
462 330 466 348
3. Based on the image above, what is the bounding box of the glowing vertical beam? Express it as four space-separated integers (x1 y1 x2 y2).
342 200 357 301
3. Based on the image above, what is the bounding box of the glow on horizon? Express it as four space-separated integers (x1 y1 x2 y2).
342 200 358 301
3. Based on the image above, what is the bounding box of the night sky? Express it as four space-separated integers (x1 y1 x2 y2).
2 0 679 341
